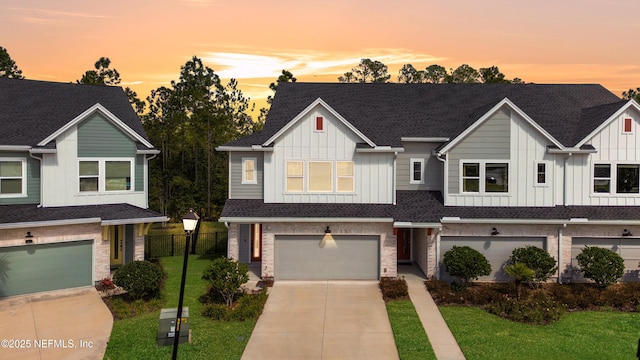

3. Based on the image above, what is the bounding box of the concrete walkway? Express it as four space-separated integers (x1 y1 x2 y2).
242 281 398 360
0 287 113 360
398 265 466 360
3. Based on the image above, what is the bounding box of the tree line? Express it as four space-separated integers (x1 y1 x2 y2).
2 47 640 221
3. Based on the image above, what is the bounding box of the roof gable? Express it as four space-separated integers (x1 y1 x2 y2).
575 100 640 147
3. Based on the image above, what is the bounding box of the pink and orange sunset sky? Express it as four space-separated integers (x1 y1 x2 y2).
2 0 640 112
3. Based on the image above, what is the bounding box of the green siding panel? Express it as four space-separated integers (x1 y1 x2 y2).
0 240 93 297
135 155 144 191
77 113 136 157
0 152 40 205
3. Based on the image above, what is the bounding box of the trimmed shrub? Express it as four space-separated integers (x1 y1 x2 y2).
442 246 491 284
576 246 624 288
485 291 565 325
201 291 268 321
113 260 163 300
201 303 230 320
202 257 249 307
509 246 557 285
379 277 409 301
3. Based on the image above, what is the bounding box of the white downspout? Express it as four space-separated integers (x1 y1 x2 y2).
28 152 43 207
558 224 566 284
393 152 398 205
435 228 441 280
435 152 447 204
563 153 572 206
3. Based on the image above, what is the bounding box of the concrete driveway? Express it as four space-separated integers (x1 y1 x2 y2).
0 287 113 360
242 281 399 360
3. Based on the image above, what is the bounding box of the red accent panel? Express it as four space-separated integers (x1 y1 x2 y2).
624 118 632 133
316 116 323 131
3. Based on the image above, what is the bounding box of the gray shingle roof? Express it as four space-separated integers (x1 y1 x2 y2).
225 83 621 148
221 192 640 223
0 203 167 225
0 78 151 147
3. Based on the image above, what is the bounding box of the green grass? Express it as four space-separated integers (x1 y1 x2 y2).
148 221 227 236
386 300 437 360
104 256 255 360
440 306 640 360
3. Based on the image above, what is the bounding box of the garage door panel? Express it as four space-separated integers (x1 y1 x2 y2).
572 238 640 282
0 240 93 297
275 235 379 280
440 237 545 282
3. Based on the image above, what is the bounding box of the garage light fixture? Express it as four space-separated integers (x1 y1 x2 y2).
25 231 34 244
491 227 500 236
320 226 337 249
622 229 633 237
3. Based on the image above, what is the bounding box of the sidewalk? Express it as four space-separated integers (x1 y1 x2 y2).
398 264 466 360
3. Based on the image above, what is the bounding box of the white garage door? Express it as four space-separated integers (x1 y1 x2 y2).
440 237 546 282
274 235 379 280
571 238 640 282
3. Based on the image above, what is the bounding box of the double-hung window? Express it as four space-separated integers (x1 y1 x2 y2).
337 161 354 192
79 159 132 192
308 161 332 192
0 158 26 196
535 161 549 186
242 158 257 184
286 161 304 192
410 158 425 184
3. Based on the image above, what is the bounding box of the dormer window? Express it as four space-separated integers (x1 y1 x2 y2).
315 116 324 132
623 117 633 134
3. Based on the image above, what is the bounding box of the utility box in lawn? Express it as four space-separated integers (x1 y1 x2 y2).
157 307 190 346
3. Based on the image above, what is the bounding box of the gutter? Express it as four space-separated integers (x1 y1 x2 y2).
102 216 170 226
219 217 395 223
0 217 103 230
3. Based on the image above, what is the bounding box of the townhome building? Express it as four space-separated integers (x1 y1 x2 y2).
0 78 167 297
217 82 640 283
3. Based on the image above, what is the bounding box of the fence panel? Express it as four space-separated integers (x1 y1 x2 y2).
144 231 228 259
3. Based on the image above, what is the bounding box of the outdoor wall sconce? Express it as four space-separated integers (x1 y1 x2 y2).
25 231 34 244
320 226 337 249
622 229 633 237
491 227 500 236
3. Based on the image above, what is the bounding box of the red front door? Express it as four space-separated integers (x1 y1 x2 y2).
396 228 411 261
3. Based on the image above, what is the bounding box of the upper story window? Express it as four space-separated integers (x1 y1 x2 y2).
315 116 325 132
0 158 26 197
410 158 425 184
286 161 304 192
242 158 257 184
593 163 639 194
535 161 549 186
623 117 633 134
337 161 354 192
79 159 132 192
461 161 509 193
309 161 332 192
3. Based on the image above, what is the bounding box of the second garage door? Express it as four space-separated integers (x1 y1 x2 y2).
274 235 379 280
440 237 546 282
571 238 640 282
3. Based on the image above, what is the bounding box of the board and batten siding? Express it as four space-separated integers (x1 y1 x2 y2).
396 142 443 191
263 104 393 203
229 152 263 199
0 151 40 205
568 107 640 205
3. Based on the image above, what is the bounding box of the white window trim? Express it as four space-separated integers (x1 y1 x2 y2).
534 160 550 187
409 158 425 184
622 116 634 135
336 161 355 193
78 158 134 193
0 157 27 198
285 161 304 193
241 157 257 184
460 160 510 194
592 161 640 196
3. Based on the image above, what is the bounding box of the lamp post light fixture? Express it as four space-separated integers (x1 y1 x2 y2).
172 209 199 360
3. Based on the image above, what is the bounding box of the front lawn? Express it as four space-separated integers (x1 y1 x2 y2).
440 306 640 360
386 300 436 360
104 256 255 359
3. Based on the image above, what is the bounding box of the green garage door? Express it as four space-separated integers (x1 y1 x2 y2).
440 237 546 282
0 240 93 297
571 238 640 282
275 235 379 280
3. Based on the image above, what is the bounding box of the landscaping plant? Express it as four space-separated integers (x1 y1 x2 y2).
575 246 624 288
112 260 164 300
504 262 534 300
202 256 249 307
442 246 492 285
379 276 409 301
509 245 557 286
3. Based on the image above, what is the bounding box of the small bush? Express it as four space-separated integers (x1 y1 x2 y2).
504 262 534 300
485 291 566 325
113 261 163 300
576 246 624 288
201 290 268 321
201 303 230 320
96 277 116 292
442 246 492 283
202 257 249 307
380 277 409 301
509 246 557 285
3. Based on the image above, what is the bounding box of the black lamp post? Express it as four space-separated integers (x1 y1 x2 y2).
172 209 199 360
